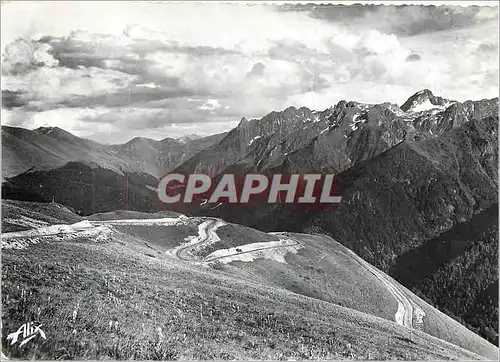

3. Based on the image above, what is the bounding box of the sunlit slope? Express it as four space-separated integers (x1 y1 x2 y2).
1 199 82 232
203 232 497 360
1 205 497 360
1 225 487 360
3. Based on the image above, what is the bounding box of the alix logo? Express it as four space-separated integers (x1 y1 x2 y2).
7 322 46 347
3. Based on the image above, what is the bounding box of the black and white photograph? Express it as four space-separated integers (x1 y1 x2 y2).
1 1 499 360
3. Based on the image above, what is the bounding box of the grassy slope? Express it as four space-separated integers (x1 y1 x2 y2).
1 235 486 361
1 126 127 178
195 224 282 258
88 210 181 221
1 203 496 359
211 233 398 322
1 200 82 232
109 224 200 252
200 231 498 360
4 162 159 215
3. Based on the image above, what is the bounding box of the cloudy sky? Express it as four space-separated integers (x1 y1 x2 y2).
1 1 498 143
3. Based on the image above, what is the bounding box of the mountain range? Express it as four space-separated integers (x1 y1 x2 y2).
1 89 498 345
2 125 226 178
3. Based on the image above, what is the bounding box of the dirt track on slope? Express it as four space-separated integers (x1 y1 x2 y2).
343 248 414 328
170 218 300 263
3 216 413 331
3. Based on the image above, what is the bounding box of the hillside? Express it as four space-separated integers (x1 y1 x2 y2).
1 126 128 177
3 162 159 215
1 126 226 178
1 202 497 360
194 114 498 343
1 199 82 232
390 204 499 344
299 116 498 269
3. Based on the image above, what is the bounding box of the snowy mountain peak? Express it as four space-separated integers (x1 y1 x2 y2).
415 88 434 98
400 89 452 113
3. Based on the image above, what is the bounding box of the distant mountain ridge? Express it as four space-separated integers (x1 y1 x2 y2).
1 126 227 178
4 89 496 179
4 90 497 207
172 90 497 178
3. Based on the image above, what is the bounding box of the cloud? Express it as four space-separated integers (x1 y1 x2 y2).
1 106 239 144
246 62 265 77
2 65 138 111
357 5 492 36
406 53 421 61
2 38 58 75
1 2 498 143
400 20 499 100
288 4 498 36
2 90 25 109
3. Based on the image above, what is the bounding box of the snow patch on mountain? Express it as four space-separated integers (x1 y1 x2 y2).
319 127 330 135
249 135 262 146
350 114 365 131
387 104 405 116
409 99 444 113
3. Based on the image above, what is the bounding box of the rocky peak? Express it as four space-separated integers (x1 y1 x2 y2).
237 117 249 127
400 89 452 113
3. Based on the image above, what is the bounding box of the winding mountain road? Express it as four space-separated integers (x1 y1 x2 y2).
169 218 300 263
174 224 418 330
172 219 226 261
343 248 415 328
4 216 418 330
203 239 300 263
